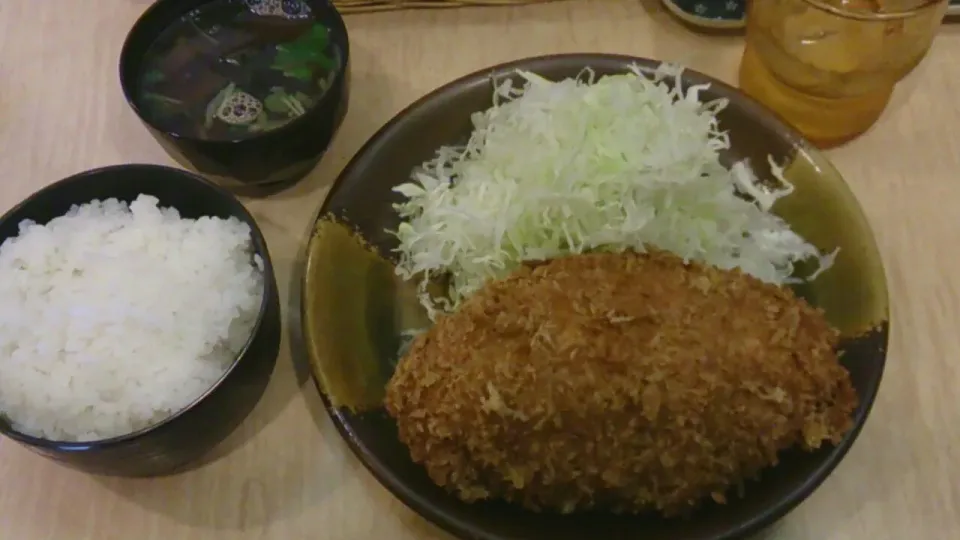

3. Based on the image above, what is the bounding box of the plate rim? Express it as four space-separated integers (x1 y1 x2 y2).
300 53 891 540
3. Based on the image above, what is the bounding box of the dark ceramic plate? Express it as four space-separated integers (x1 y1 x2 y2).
300 54 889 540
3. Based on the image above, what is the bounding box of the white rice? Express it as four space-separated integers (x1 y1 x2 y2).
0 194 265 442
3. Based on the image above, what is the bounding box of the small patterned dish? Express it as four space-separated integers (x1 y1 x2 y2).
664 0 959 26
661 0 746 29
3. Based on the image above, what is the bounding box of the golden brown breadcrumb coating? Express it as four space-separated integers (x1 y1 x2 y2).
384 250 857 516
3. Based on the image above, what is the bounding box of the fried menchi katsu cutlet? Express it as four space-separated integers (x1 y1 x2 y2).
384 249 857 516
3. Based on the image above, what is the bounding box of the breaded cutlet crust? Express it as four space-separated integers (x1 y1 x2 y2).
384 250 858 516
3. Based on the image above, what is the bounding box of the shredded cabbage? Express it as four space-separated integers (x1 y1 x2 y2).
391 64 836 319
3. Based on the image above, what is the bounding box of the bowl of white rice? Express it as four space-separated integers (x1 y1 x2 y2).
0 164 281 476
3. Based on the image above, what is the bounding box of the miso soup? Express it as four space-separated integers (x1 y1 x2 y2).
135 0 340 141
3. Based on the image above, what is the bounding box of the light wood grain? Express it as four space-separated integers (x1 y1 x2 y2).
0 1 958 539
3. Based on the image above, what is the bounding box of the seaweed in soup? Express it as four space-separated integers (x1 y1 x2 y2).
135 0 339 141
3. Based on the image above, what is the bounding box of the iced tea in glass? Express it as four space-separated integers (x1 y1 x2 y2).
739 0 947 148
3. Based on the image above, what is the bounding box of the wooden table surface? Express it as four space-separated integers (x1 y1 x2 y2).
1 1 958 539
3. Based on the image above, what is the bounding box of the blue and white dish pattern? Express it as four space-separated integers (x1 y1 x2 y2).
664 0 960 26
661 0 746 29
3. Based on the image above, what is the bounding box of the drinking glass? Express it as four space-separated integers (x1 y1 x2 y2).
739 0 948 148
